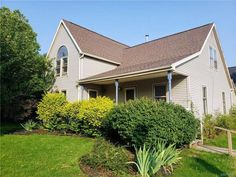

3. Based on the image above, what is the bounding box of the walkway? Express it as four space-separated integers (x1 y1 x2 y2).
194 144 236 157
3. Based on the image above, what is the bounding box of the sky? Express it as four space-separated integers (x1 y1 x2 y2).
1 0 236 66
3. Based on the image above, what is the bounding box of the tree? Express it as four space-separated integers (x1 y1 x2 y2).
0 7 54 121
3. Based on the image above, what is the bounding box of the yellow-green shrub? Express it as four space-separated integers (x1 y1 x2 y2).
37 93 67 130
78 96 114 137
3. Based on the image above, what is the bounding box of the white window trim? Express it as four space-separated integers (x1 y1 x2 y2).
88 89 98 99
124 87 136 102
152 83 167 101
56 45 69 77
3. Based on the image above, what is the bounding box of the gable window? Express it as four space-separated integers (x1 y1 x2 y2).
154 85 166 101
209 46 217 69
88 89 98 99
222 92 226 114
125 87 136 102
202 86 208 115
57 46 68 76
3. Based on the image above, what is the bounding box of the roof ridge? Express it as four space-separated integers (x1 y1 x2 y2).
126 22 214 49
62 19 129 48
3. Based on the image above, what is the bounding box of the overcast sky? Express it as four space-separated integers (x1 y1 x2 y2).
2 0 236 66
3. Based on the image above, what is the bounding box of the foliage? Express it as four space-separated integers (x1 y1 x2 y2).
80 139 130 175
20 120 38 131
0 7 54 121
203 114 216 139
104 98 198 147
129 141 181 177
37 94 113 136
216 114 235 130
155 141 181 174
129 144 153 177
37 93 67 130
78 96 114 137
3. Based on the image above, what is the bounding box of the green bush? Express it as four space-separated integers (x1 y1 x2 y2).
80 139 131 175
37 93 67 130
37 94 113 136
78 96 114 137
216 114 235 130
104 98 198 147
203 114 216 139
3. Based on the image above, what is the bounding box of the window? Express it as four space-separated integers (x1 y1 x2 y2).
154 85 166 101
222 92 226 114
88 89 98 99
61 90 67 97
209 46 217 69
125 87 136 102
57 46 68 76
202 86 208 115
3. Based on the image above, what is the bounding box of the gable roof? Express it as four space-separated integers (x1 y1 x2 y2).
72 22 213 81
63 19 128 63
229 66 236 85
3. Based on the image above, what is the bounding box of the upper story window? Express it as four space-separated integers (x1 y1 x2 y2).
56 46 68 76
209 46 217 70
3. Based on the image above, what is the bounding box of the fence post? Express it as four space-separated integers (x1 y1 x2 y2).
227 130 233 156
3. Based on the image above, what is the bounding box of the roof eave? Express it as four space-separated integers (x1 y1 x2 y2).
78 65 173 84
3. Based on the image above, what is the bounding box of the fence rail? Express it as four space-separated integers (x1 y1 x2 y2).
214 126 235 156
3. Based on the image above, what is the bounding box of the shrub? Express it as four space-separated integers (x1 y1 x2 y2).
104 98 198 147
78 96 114 137
216 114 235 130
21 120 37 131
37 93 67 130
61 102 82 133
80 139 130 175
203 114 216 139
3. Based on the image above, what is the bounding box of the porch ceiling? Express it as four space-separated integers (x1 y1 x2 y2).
79 70 188 85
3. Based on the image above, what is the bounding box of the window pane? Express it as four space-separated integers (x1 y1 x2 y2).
155 85 166 97
89 91 97 98
126 89 135 101
57 46 68 59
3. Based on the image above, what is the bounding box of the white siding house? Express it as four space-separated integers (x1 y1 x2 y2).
47 19 236 117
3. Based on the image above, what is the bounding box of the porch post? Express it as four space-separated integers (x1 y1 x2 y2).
167 71 172 102
115 79 119 105
80 85 84 100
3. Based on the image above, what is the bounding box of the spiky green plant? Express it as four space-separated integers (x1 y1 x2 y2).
155 140 182 174
128 144 152 177
129 141 182 176
21 120 37 132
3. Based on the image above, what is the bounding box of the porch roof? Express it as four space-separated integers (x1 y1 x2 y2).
79 67 187 85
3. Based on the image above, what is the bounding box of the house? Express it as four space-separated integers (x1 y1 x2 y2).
47 19 236 117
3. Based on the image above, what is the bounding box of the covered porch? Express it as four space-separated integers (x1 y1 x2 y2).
78 70 189 109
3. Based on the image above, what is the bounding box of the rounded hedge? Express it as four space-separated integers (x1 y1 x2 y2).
104 98 198 147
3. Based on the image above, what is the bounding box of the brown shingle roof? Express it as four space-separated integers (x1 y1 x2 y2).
63 20 213 81
63 19 128 63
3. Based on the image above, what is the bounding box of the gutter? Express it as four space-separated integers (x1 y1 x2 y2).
78 65 173 84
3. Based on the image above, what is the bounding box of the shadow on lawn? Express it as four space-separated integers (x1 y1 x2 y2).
190 157 229 177
0 122 23 135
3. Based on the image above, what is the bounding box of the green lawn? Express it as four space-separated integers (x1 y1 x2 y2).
205 133 236 149
0 134 94 177
1 123 236 177
172 149 236 177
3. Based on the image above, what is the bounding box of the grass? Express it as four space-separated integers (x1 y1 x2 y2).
172 149 236 177
205 132 236 149
1 122 236 177
0 127 94 177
